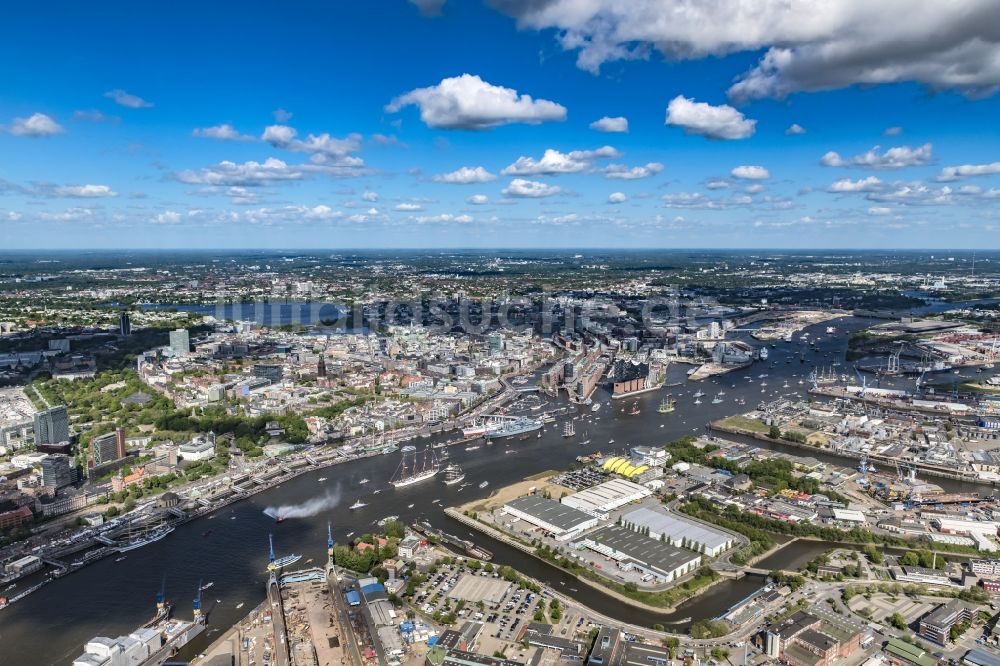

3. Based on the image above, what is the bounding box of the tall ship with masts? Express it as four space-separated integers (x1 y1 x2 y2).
657 395 676 413
443 462 466 485
391 445 439 488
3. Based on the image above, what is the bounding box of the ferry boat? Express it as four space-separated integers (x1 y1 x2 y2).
349 500 367 510
486 417 542 440
443 463 466 485
657 396 676 413
390 445 439 488
268 554 302 571
117 525 175 553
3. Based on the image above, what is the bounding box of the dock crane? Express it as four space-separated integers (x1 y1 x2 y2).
193 579 203 620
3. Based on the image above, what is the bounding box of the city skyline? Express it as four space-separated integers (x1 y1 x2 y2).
3 1 1000 249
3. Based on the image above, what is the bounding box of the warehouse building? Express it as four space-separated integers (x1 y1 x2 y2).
502 495 599 541
620 506 735 557
574 525 701 583
561 479 652 519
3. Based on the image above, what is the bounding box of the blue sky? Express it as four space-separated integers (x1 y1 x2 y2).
2 0 1000 249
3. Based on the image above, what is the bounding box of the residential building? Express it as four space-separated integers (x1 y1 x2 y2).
169 328 190 354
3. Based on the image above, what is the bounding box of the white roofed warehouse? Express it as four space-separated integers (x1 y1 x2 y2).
560 478 652 520
620 506 735 557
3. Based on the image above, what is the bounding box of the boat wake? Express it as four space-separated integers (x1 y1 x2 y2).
263 489 342 521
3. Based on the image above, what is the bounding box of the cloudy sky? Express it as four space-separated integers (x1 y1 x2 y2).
3 0 1000 249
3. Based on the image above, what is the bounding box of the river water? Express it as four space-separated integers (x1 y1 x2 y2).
2 314 995 664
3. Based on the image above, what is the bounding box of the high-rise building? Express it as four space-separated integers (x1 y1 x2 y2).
119 311 131 336
169 328 190 354
92 428 126 466
41 454 74 489
34 405 69 446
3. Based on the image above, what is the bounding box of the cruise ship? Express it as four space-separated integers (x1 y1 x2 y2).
484 417 542 440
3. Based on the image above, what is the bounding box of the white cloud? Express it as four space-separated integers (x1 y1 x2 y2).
467 194 489 204
502 146 619 176
820 144 933 169
745 183 766 194
489 1 1000 100
601 162 664 180
193 124 252 141
868 206 892 215
53 184 117 198
608 192 627 203
173 158 306 187
502 178 563 198
589 116 629 133
705 179 730 190
395 203 423 211
884 126 903 136
273 108 293 122
362 191 379 202
409 0 446 16
40 207 94 221
785 123 806 135
104 89 153 108
8 113 64 137
936 162 1000 182
154 211 182 225
415 213 473 223
731 165 770 180
665 96 755 140
262 125 364 165
72 110 119 124
433 166 497 184
827 176 884 192
386 74 567 130
302 205 342 220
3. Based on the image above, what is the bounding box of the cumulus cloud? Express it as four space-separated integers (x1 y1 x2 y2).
827 176 884 192
785 123 806 135
395 202 423 211
467 194 490 204
502 178 563 198
589 116 629 133
705 179 730 190
104 89 153 108
154 211 182 225
608 192 627 203
172 158 306 187
665 96 755 140
262 125 364 166
7 113 64 137
362 191 379 202
502 146 619 176
415 213 473 223
489 1 1000 100
868 206 892 215
731 165 770 180
53 184 118 198
193 124 252 141
433 166 497 184
820 144 933 169
601 162 664 180
386 74 567 130
936 162 1000 182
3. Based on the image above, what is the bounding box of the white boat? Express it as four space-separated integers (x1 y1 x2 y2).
443 463 466 485
350 500 367 510
391 445 439 488
117 525 174 553
358 478 369 484
591 403 601 412
200 582 214 591
318 477 327 482
236 602 244 609
478 481 489 489
692 390 705 398
694 398 702 405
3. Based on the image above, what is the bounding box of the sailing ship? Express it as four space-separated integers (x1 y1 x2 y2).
443 463 466 485
657 396 676 413
390 445 439 488
563 421 575 437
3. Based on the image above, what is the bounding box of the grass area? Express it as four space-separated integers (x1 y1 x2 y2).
715 415 770 434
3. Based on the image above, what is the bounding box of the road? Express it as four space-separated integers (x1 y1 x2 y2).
268 575 290 666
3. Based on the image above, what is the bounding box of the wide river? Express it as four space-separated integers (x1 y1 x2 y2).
2 315 993 665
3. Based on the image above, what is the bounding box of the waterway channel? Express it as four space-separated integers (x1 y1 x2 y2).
2 314 997 664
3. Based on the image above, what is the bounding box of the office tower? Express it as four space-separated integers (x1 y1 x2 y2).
34 405 70 446
41 454 74 489
119 311 131 336
169 328 190 354
92 428 126 466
